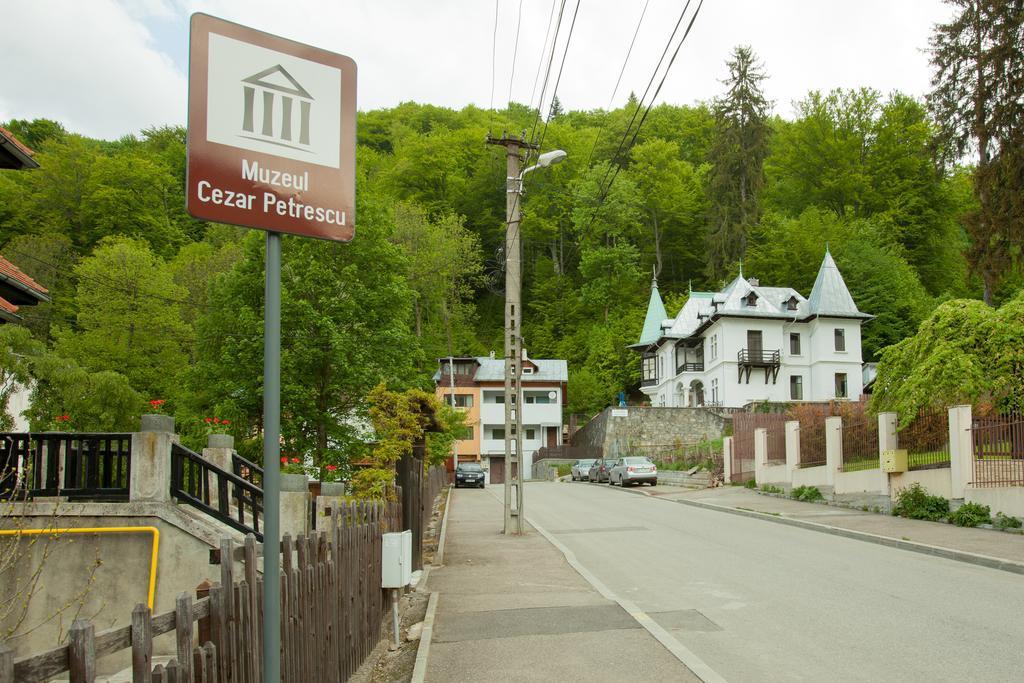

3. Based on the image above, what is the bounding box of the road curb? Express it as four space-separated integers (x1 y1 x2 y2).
433 485 453 568
658 493 1024 576
410 591 439 683
526 514 726 683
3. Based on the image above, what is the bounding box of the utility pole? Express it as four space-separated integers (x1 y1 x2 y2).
448 354 457 475
487 130 536 535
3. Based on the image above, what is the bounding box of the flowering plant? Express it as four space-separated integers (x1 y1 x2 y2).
52 413 72 431
280 455 305 474
148 399 167 415
202 416 231 435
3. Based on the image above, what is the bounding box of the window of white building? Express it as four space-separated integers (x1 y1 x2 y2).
790 375 803 400
710 378 719 404
710 334 718 360
834 328 846 352
790 333 801 356
835 373 848 398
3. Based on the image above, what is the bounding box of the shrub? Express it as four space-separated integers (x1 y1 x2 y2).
556 464 572 477
744 479 757 489
892 483 948 521
760 484 784 494
790 485 824 502
948 502 992 527
994 512 1023 530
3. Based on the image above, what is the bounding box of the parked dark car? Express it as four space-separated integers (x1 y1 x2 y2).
588 459 611 483
455 462 485 488
609 456 658 486
571 459 597 481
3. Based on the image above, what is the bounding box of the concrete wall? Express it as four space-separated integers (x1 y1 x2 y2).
0 501 246 672
792 465 829 488
965 486 1024 519
759 463 789 485
571 407 727 459
834 468 885 495
889 468 953 500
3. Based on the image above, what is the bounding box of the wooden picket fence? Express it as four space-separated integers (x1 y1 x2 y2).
1 498 405 683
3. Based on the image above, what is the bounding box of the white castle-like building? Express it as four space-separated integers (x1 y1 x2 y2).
632 251 872 408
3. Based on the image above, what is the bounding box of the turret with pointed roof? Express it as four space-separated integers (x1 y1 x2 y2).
808 249 870 318
636 273 669 346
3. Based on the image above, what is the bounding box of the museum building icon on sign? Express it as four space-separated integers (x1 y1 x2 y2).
241 65 313 149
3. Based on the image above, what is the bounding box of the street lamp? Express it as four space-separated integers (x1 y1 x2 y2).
521 149 568 178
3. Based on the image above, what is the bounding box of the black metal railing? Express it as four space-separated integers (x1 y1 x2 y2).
737 349 781 365
231 451 264 519
171 443 263 540
676 362 704 373
641 377 658 387
0 432 131 500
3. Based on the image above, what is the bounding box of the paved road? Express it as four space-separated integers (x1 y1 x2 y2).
525 481 1024 682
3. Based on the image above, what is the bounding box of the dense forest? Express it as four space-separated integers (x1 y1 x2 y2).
1 2 1022 473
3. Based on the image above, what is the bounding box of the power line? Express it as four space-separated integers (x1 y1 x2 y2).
599 0 706 203
532 0 581 159
489 0 500 132
528 0 560 114
582 0 651 171
594 0 694 201
584 0 704 234
528 0 568 147
506 0 524 114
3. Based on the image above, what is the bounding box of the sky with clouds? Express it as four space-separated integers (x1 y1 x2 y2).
2 0 956 141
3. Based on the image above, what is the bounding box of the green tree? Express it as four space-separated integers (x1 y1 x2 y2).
928 0 1024 302
53 236 189 401
705 46 770 281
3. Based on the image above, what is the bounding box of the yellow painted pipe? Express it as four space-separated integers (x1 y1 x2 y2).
0 526 160 609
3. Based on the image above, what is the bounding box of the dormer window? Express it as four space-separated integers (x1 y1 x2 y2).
786 296 799 311
744 292 758 307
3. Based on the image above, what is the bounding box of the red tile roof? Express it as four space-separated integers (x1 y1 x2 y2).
0 126 36 159
0 296 17 314
0 255 49 295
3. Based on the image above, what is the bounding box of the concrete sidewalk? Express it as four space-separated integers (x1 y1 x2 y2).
422 488 699 683
643 485 1024 569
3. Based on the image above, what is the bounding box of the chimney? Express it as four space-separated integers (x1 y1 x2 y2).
522 348 528 360
489 350 495 359
748 277 759 287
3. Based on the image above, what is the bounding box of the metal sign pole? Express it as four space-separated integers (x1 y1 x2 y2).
262 231 282 683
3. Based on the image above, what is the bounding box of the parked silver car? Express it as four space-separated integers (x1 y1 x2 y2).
588 459 611 483
609 456 658 487
571 459 597 481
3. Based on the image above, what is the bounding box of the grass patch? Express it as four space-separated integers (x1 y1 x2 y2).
892 483 948 521
841 458 880 472
759 484 784 494
948 502 992 528
790 485 824 502
743 479 757 489
556 464 572 477
994 512 1023 530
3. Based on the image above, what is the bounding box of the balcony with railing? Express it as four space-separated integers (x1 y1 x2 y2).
737 348 781 384
676 362 704 373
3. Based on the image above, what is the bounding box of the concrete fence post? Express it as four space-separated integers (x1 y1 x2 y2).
279 473 311 539
130 415 176 502
722 436 733 483
824 416 842 487
203 434 235 510
785 421 800 487
948 405 974 499
753 428 768 485
877 412 897 496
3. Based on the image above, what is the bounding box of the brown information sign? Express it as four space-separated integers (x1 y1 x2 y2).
187 14 356 241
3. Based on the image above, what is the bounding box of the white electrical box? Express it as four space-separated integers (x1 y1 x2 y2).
381 530 412 588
